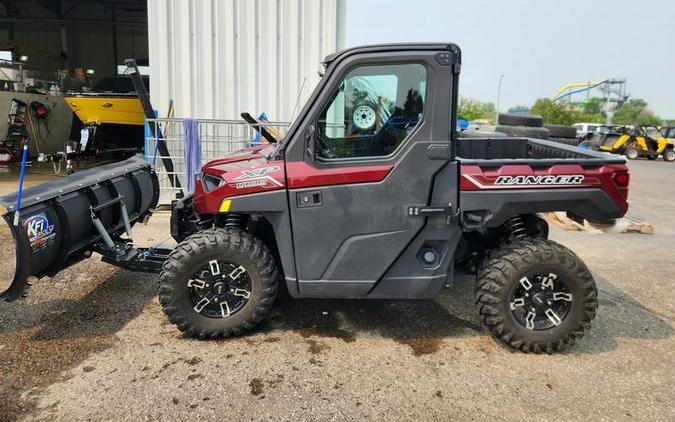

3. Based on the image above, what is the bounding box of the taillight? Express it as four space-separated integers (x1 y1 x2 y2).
613 172 629 187
613 171 630 199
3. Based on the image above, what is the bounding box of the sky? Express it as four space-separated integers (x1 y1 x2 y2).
344 0 675 118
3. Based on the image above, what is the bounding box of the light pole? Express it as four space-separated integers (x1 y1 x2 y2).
496 74 504 124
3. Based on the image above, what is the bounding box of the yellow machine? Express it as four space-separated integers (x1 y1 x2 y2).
598 125 675 162
64 93 144 126
63 75 148 151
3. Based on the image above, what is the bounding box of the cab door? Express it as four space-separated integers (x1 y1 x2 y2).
283 47 458 297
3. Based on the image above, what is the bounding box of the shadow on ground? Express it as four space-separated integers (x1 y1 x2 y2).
1 266 672 418
255 272 674 357
0 269 156 420
569 273 675 354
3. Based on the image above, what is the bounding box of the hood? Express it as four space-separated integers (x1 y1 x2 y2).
193 144 285 214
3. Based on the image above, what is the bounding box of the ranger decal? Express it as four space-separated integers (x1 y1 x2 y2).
494 175 585 186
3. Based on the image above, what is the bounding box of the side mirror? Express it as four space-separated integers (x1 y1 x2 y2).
305 124 315 160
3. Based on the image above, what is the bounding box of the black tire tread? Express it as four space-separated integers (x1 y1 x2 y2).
495 125 549 140
475 238 597 354
544 124 578 139
158 228 278 339
497 113 544 127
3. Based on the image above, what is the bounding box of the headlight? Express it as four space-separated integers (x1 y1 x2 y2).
202 173 223 191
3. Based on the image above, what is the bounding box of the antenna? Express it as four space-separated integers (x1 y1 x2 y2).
289 77 307 123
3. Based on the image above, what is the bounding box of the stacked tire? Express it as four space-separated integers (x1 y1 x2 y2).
495 113 549 139
545 124 580 146
495 113 579 146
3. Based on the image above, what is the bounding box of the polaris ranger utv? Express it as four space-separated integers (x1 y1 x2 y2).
0 44 630 353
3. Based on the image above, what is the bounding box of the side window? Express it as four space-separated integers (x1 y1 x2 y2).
315 63 427 159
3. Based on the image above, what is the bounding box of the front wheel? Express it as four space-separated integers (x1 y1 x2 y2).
475 239 597 353
663 149 675 162
159 228 279 339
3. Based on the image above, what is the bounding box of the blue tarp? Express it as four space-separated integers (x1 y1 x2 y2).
184 118 201 193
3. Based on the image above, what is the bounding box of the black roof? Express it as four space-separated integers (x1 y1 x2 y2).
323 43 461 64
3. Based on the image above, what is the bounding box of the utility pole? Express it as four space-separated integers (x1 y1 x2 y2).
496 74 504 123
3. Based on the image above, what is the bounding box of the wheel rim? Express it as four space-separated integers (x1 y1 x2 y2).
625 148 638 159
187 259 252 318
353 104 376 130
509 273 573 330
665 151 675 161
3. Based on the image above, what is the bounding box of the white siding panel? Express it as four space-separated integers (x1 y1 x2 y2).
148 0 345 121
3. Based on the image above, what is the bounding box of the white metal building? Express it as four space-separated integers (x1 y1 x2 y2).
148 0 346 121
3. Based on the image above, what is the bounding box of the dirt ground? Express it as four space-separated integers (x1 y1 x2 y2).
0 159 673 421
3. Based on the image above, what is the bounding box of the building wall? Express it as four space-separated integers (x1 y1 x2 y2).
148 0 345 121
0 0 147 85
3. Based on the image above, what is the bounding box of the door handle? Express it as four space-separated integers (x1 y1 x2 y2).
297 191 322 208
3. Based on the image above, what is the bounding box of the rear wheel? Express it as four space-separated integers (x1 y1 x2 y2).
624 145 640 160
475 239 597 353
663 149 675 162
159 228 278 338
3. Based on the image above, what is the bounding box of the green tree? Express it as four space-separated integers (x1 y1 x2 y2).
579 97 605 115
529 98 605 125
612 99 662 126
458 97 496 121
530 99 577 125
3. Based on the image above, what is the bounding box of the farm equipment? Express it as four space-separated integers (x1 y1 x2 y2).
0 43 631 353
593 125 675 161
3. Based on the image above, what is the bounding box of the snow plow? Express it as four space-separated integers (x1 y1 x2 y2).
0 155 163 300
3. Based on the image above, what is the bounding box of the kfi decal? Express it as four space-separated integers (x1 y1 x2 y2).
23 214 56 252
232 166 283 189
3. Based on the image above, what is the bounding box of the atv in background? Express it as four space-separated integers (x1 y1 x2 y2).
589 125 675 161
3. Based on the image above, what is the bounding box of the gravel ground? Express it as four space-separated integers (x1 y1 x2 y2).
0 159 673 421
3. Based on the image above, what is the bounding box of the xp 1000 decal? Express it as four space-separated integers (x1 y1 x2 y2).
230 166 283 190
23 214 56 252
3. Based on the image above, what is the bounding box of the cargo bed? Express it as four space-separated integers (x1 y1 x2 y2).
457 137 630 227
457 136 626 166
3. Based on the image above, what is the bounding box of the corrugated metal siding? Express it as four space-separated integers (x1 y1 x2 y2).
147 0 345 121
